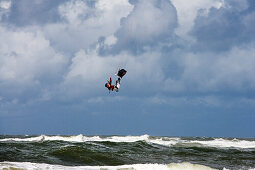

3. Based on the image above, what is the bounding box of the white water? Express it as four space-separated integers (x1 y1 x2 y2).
150 137 255 149
1 134 255 149
0 161 218 170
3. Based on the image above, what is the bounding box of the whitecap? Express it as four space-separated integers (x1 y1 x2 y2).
0 161 218 170
1 135 255 149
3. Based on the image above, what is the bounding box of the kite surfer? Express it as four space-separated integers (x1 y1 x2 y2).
105 69 127 92
105 76 120 92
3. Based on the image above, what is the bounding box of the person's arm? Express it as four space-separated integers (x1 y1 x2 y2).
109 76 112 85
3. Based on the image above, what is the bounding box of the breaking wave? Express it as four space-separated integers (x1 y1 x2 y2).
1 135 254 169
1 134 255 149
0 161 218 170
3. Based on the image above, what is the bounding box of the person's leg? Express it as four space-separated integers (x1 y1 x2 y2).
116 79 120 89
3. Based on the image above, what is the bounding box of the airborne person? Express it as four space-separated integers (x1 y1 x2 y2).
105 69 127 92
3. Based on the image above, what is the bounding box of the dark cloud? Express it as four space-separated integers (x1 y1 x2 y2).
190 0 255 52
2 0 67 26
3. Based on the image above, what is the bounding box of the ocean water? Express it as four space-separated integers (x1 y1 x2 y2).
0 135 254 170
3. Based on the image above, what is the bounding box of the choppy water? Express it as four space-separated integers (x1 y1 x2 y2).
0 135 255 170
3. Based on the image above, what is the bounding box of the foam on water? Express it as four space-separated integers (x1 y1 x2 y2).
186 138 255 149
150 137 255 149
1 134 255 149
0 134 150 143
0 161 218 170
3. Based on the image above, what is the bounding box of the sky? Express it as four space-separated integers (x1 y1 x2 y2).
0 0 254 137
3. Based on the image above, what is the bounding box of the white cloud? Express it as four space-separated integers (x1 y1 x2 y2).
0 0 11 21
115 0 177 45
60 48 126 98
44 0 132 53
1 0 254 108
0 26 67 96
0 0 11 9
61 46 164 98
222 0 249 12
95 0 133 27
164 44 255 93
104 35 117 46
65 49 112 84
212 45 255 90
0 0 133 103
58 0 90 26
171 0 223 40
127 0 176 42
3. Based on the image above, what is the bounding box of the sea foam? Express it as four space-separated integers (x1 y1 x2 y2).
1 134 255 149
0 161 218 170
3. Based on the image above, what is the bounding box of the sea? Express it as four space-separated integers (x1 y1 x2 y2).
0 134 254 170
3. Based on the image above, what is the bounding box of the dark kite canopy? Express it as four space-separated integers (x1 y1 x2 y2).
117 69 127 78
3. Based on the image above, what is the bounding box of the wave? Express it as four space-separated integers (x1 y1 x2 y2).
1 134 255 149
0 161 218 170
150 137 255 149
0 134 150 143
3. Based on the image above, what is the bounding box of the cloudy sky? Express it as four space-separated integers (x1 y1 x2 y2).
0 0 254 137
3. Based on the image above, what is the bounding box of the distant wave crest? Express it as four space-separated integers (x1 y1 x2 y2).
1 134 255 149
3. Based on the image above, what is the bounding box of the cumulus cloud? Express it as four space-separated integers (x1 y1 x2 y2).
163 43 255 94
0 26 67 101
171 0 223 40
58 0 91 26
119 0 177 42
100 0 177 54
0 0 133 104
44 0 132 53
0 0 255 112
190 0 255 51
